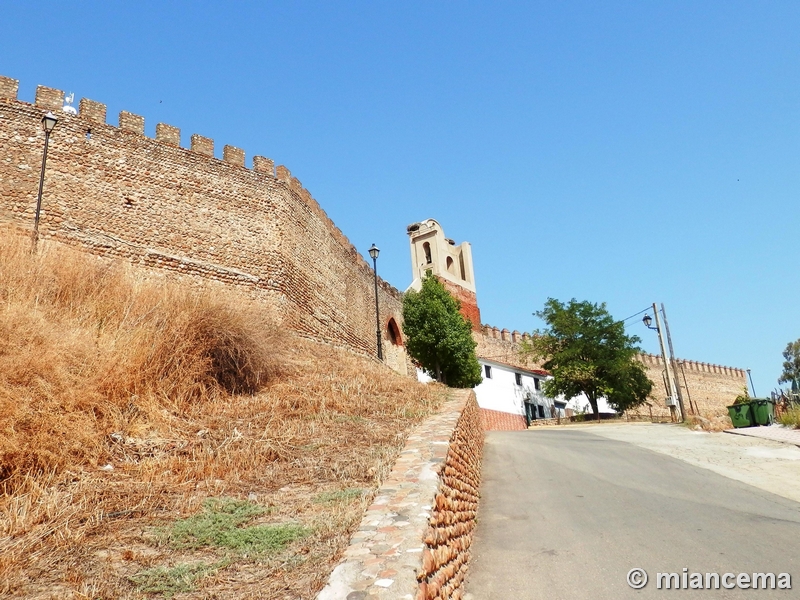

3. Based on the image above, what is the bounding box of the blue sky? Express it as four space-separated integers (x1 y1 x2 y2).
2 1 798 394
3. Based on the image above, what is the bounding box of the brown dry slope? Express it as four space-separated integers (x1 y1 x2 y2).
0 230 446 599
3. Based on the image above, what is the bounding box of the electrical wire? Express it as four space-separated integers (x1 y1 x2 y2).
621 306 652 323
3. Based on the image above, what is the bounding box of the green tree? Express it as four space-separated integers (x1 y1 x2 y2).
402 273 482 388
521 298 653 418
779 339 800 392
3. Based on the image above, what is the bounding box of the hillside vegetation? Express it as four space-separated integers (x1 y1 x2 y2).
0 229 445 599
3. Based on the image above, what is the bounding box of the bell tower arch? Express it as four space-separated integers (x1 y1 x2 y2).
406 219 481 329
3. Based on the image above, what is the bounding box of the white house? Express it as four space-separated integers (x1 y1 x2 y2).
475 359 559 423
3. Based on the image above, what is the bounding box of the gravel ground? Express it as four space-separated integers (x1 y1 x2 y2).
581 422 800 503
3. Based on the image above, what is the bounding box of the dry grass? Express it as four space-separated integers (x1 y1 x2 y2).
0 229 446 598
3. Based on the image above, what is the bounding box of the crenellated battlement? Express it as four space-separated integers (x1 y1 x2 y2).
0 74 370 293
480 324 529 344
637 352 746 377
2 76 275 173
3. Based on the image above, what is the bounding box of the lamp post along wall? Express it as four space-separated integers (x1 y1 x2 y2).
32 111 58 250
368 244 383 361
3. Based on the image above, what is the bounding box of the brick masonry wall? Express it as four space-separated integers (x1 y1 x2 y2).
0 76 409 374
479 407 528 431
317 390 483 600
473 327 545 372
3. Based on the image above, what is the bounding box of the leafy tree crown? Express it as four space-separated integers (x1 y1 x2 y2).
779 339 800 391
402 274 482 388
521 298 652 415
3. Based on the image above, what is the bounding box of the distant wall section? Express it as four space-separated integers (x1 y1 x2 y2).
474 325 541 371
635 353 747 418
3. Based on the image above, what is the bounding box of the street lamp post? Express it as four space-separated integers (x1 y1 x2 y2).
32 111 59 250
368 244 383 360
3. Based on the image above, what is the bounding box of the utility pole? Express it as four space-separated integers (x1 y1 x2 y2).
660 303 687 421
652 303 682 421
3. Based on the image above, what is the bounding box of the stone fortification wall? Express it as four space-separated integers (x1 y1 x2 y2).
0 75 408 373
317 390 483 600
635 353 747 418
474 325 545 372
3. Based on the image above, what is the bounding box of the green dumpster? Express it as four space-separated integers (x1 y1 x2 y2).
751 399 775 426
727 403 754 428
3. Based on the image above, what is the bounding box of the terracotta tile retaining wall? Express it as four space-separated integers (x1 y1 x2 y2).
317 389 483 600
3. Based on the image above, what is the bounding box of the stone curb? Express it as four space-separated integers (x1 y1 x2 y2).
317 389 482 600
725 425 800 447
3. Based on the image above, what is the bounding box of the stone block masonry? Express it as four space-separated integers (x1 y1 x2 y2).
0 74 410 374
317 390 483 600
0 76 19 100
34 85 63 111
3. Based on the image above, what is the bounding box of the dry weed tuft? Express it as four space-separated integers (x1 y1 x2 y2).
0 229 279 489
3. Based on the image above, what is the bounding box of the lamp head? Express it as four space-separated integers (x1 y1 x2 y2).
642 314 653 328
368 244 380 260
42 111 58 133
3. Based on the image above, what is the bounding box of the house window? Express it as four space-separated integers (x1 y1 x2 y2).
484 365 492 379
423 242 432 264
515 373 522 386
534 378 541 391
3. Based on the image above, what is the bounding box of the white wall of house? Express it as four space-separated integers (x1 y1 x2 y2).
474 360 556 419
417 359 617 418
474 361 528 416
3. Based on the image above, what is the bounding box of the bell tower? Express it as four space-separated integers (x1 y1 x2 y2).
406 219 481 329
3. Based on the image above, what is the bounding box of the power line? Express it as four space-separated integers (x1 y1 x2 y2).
621 306 652 323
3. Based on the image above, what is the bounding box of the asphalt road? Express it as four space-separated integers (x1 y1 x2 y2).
464 429 800 599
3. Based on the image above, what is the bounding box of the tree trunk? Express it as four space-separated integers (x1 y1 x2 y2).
588 396 600 421
435 362 442 383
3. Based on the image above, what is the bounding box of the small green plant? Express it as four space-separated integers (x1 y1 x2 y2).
313 488 363 504
733 387 750 405
130 562 222 598
165 497 307 555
